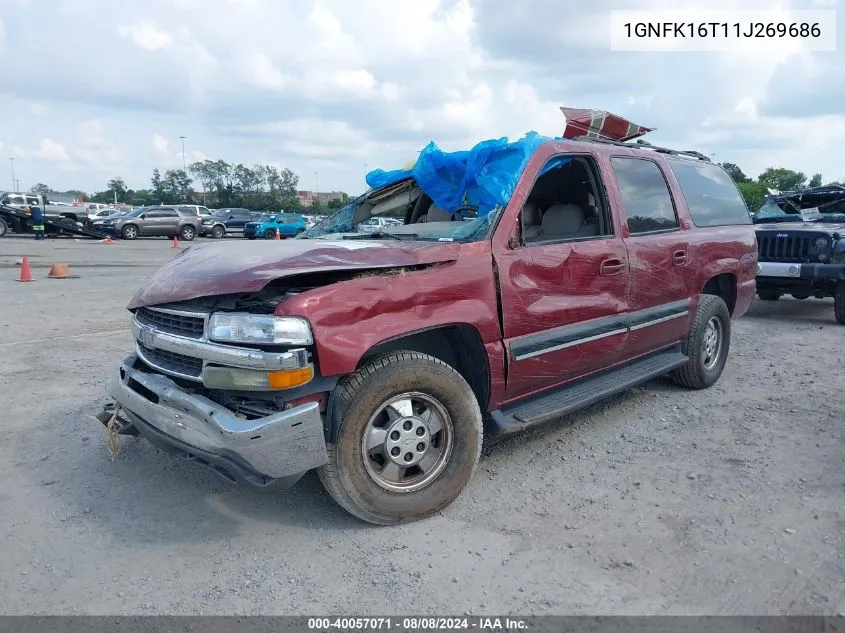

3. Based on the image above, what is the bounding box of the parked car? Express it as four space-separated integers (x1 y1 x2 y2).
97 128 756 525
100 205 202 240
244 213 308 239
200 207 261 238
357 216 401 233
751 184 845 323
178 204 213 219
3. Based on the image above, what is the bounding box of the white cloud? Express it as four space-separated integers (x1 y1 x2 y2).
308 6 343 37
152 134 170 157
31 138 70 163
117 20 172 52
245 53 288 90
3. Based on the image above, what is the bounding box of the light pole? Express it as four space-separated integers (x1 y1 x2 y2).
179 136 187 171
9 157 15 191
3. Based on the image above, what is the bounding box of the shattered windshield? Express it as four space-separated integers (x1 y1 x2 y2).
754 186 845 223
297 185 500 243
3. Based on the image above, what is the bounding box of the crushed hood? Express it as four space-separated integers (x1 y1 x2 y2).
127 239 461 309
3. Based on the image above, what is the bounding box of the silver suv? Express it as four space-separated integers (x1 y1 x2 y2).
101 206 202 241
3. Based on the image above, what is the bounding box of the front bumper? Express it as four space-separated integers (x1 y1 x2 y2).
106 353 329 487
757 261 845 280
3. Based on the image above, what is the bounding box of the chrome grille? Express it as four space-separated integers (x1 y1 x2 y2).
135 307 205 339
137 342 203 379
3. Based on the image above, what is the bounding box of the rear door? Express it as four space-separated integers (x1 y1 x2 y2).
607 156 693 358
493 148 632 400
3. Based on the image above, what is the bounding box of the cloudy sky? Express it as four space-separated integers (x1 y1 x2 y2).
0 0 842 196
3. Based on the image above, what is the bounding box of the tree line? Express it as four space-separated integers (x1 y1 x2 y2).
29 159 350 213
28 158 842 216
718 163 843 212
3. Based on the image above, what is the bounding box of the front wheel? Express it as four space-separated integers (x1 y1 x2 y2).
835 282 845 325
121 224 138 240
318 351 482 525
211 225 225 239
669 294 731 390
179 225 196 241
0 216 8 238
757 290 780 301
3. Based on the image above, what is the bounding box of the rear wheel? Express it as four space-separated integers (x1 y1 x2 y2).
791 293 810 300
264 229 277 239
0 216 8 238
211 225 225 239
669 294 731 390
757 290 780 301
121 224 138 240
179 225 196 241
318 351 482 525
835 282 845 325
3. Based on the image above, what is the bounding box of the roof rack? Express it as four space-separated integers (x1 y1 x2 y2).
570 135 712 162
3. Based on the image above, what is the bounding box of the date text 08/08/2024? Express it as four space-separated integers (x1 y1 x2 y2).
623 22 822 38
307 618 528 631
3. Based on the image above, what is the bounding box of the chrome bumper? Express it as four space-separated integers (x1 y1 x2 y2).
108 354 329 480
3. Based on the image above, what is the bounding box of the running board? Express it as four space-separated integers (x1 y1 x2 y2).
488 346 688 435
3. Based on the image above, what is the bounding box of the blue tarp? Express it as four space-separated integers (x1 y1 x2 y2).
365 131 569 218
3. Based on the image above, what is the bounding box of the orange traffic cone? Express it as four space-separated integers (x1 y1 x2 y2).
275 229 281 240
172 236 180 248
18 256 34 282
47 263 74 279
102 236 114 244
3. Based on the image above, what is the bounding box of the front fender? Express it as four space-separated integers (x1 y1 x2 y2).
274 247 501 376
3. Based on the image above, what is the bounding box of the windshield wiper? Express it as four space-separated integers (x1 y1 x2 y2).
342 231 415 241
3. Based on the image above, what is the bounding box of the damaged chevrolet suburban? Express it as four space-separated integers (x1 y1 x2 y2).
98 129 757 524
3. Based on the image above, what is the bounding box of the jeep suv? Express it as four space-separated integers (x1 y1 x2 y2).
97 129 757 525
752 185 845 323
244 213 307 239
101 206 202 241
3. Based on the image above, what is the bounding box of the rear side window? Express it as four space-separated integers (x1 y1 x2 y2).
667 159 752 227
610 157 679 234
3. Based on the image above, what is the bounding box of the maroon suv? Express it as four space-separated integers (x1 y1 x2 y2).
98 131 757 525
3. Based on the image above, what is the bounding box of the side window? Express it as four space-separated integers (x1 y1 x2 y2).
610 157 678 234
519 155 613 245
666 158 752 227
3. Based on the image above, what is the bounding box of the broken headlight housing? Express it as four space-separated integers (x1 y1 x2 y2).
208 313 313 346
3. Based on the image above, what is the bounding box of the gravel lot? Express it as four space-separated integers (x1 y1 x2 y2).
0 236 843 615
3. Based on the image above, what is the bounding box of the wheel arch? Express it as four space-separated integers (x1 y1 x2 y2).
325 324 491 442
701 272 737 315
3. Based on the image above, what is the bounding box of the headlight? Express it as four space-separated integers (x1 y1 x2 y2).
208 313 313 345
814 237 829 249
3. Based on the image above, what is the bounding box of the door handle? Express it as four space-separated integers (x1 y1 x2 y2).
600 258 625 276
673 250 688 265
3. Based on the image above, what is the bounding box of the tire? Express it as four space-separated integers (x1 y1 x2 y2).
211 225 225 239
121 224 138 240
757 290 780 301
179 225 196 241
791 293 809 300
835 282 845 325
264 229 277 239
0 216 8 238
318 351 483 525
669 294 731 390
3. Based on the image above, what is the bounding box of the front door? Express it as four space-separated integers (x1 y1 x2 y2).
607 156 693 358
493 151 632 401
